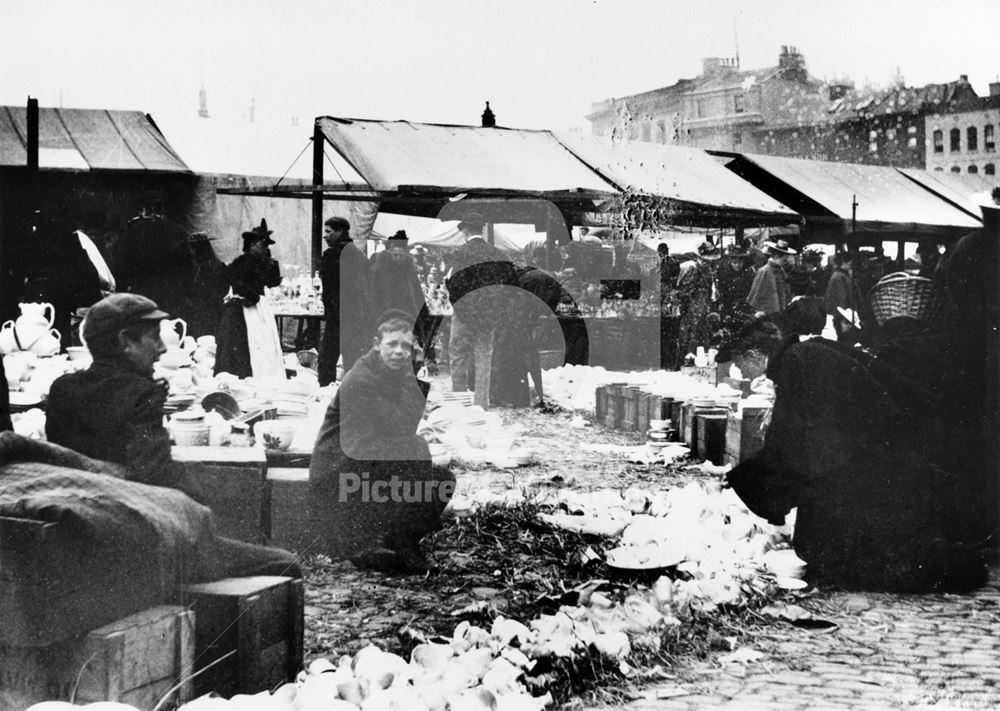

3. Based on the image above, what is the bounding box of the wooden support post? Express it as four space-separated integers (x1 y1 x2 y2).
311 121 324 274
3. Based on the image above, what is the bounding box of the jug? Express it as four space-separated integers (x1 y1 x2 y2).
159 318 187 349
28 329 62 357
0 303 57 355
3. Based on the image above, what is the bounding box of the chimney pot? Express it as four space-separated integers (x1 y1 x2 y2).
481 101 496 128
990 81 1000 97
960 74 969 82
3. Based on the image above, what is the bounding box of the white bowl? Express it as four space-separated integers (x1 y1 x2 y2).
65 346 91 362
254 420 297 451
171 422 209 446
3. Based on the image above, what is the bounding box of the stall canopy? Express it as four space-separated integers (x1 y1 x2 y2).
723 153 981 239
0 106 190 173
896 168 999 221
554 133 797 228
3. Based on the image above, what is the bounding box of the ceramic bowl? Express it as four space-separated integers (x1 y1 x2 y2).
254 420 297 451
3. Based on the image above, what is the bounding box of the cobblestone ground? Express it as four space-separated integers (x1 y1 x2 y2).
603 571 1000 711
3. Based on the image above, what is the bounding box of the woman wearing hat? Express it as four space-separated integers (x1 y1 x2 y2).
747 239 796 317
675 239 721 367
309 309 454 573
214 219 285 379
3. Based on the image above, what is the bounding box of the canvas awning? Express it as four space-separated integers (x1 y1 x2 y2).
725 153 981 238
896 168 998 221
0 106 190 173
554 133 797 227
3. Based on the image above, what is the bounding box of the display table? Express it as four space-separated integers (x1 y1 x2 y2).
272 309 324 353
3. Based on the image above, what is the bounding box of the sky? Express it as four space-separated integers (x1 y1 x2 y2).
2 0 998 132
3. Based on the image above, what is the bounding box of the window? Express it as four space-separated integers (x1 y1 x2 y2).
950 128 961 152
986 163 996 175
934 166 944 172
967 127 978 151
968 165 979 174
734 94 745 113
986 125 995 152
733 132 742 150
696 99 707 118
933 130 943 153
951 166 961 173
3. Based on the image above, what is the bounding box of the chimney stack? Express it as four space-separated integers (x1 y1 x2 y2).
959 74 969 83
990 81 1000 97
481 101 496 128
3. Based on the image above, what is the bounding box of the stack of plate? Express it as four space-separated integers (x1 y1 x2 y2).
441 391 474 407
164 392 198 414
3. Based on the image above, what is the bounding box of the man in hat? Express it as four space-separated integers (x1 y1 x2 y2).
370 230 425 325
46 293 303 578
46 293 203 498
445 214 519 408
112 190 194 322
185 231 229 338
714 240 757 358
675 239 721 366
214 219 285 379
747 239 796 317
318 216 372 386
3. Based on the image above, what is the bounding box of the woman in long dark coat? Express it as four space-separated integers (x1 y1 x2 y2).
309 310 454 572
214 220 284 379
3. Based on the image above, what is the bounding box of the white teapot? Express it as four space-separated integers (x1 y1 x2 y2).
159 318 188 349
0 302 57 355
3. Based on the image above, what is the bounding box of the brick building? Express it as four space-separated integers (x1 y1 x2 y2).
588 47 988 170
924 82 1000 176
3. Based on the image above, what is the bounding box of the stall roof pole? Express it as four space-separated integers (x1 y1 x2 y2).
311 123 324 274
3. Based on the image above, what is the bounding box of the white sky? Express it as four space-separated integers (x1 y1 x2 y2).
2 0 998 131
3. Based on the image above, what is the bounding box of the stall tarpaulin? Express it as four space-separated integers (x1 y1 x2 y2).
726 153 982 237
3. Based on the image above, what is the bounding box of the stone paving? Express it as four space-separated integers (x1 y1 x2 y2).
605 570 1000 710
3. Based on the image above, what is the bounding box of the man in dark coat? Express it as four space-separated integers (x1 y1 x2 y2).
309 310 454 572
318 216 372 386
370 230 426 346
112 192 194 322
184 232 229 338
747 239 795 317
46 292 302 578
47 294 201 498
446 216 520 409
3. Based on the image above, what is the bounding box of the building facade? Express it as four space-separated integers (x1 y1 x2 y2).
588 47 988 170
924 85 1000 176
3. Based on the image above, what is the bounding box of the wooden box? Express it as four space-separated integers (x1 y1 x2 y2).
265 456 312 552
0 517 169 647
695 414 728 465
0 605 194 710
604 383 628 429
684 406 727 452
724 406 772 466
635 391 653 434
181 576 304 698
595 385 607 423
173 446 269 543
621 386 641 432
680 365 718 385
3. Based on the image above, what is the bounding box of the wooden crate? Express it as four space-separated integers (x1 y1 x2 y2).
685 406 728 453
680 365 718 385
181 576 304 698
695 414 728 465
724 406 772 466
0 605 194 710
595 385 607 422
266 464 312 552
0 517 170 647
635 391 652 434
604 383 628 429
172 446 269 543
621 386 641 432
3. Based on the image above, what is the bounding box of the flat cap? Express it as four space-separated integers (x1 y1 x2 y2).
82 293 171 342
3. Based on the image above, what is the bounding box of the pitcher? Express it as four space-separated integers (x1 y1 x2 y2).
159 318 187 349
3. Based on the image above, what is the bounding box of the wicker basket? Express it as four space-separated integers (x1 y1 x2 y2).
870 272 941 326
538 349 565 370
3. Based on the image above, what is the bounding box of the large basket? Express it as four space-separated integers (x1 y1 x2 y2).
869 272 941 326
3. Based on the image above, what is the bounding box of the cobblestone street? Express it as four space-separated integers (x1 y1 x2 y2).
612 571 1000 710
